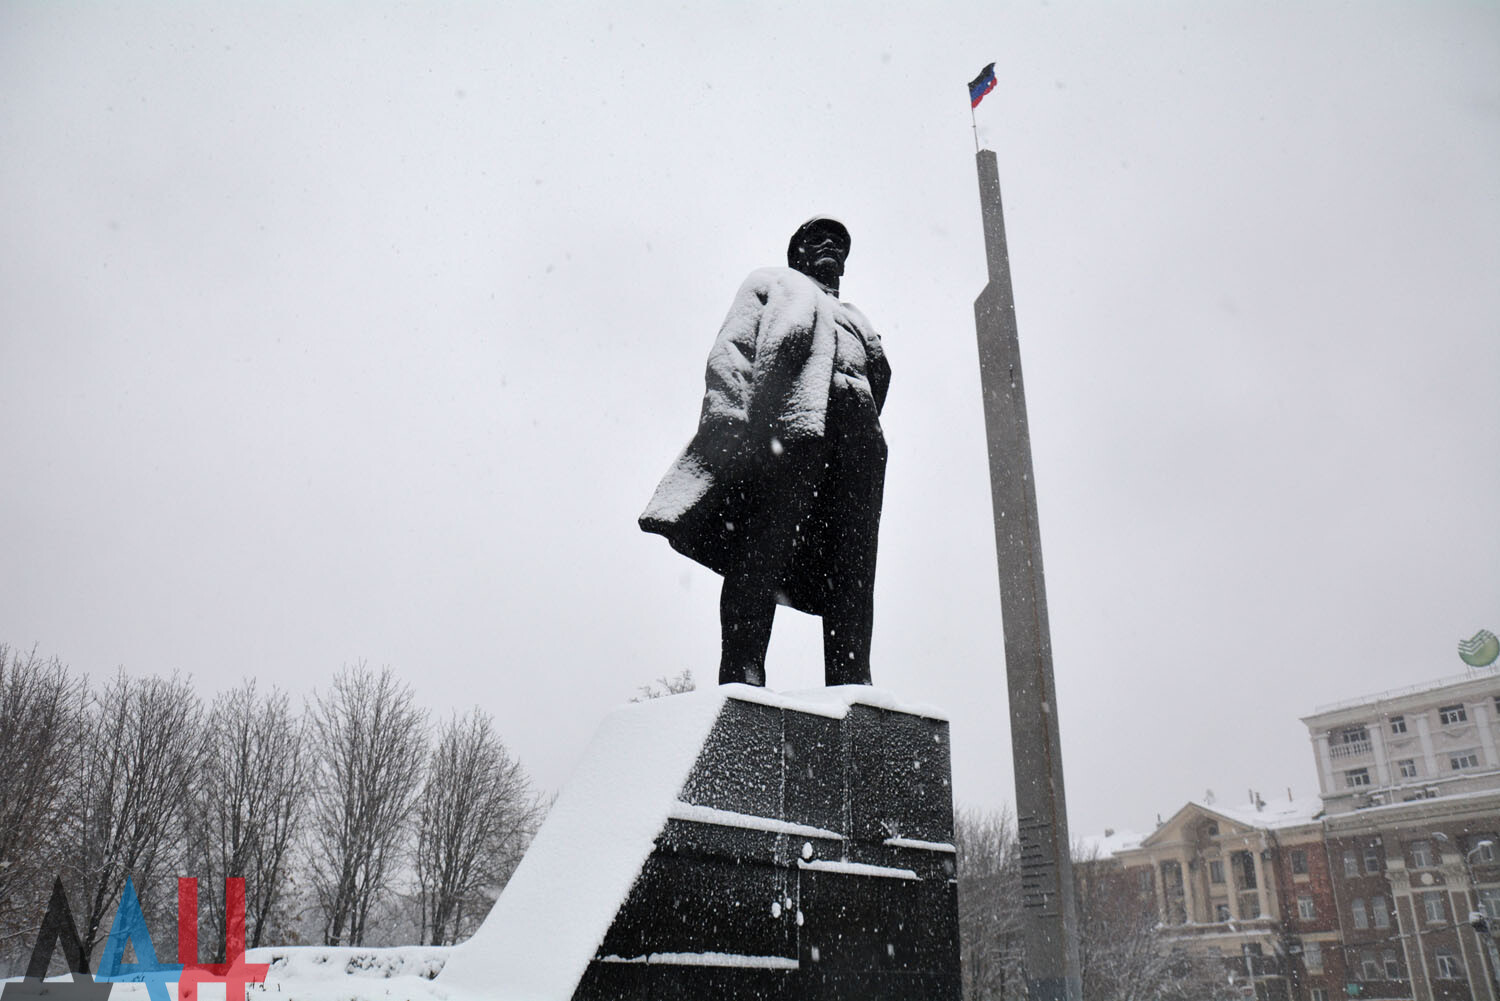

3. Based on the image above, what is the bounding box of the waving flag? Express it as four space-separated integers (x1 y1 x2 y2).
969 62 997 108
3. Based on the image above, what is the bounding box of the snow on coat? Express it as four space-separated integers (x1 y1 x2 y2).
640 266 889 614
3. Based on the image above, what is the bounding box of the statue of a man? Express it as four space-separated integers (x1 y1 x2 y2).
640 217 890 687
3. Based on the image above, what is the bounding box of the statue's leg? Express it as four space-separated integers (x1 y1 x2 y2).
823 588 873 686
821 418 886 688
720 574 775 686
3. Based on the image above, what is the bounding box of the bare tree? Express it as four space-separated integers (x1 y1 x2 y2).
630 669 695 702
956 809 1233 1001
306 664 427 947
187 679 308 957
0 646 86 972
954 806 1026 1001
414 709 541 945
67 671 205 966
1074 845 1235 1001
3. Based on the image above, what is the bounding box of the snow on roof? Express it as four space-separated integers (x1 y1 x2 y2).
1332 784 1500 818
1200 794 1324 831
1306 664 1500 718
1074 828 1147 860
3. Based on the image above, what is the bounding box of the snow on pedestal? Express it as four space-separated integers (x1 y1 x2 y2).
440 684 961 1001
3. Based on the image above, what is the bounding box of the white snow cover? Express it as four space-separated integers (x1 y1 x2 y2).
797 859 919 880
1193 794 1324 831
439 686 728 999
440 683 944 1000
598 952 799 970
667 801 842 840
1074 828 1148 859
884 836 957 853
731 683 949 721
48 947 455 1001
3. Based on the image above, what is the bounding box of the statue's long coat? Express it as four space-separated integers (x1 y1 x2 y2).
639 266 890 615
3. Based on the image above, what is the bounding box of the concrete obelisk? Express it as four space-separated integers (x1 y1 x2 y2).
972 148 1082 1001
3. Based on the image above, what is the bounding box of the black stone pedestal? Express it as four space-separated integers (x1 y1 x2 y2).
577 691 961 1001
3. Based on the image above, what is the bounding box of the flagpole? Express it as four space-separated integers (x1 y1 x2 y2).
970 84 1083 1001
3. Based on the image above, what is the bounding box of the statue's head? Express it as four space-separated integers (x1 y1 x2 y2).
787 217 850 289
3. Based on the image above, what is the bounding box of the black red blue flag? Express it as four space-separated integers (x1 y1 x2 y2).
969 62 997 108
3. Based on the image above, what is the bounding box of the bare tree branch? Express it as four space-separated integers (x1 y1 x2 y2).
414 709 542 945
306 663 427 947
0 646 86 974
66 670 205 967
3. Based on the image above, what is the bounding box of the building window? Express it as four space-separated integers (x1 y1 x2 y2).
1398 758 1418 778
1372 894 1389 929
1216 903 1231 922
1493 694 1500 717
1311 989 1328 1001
1205 821 1219 836
1291 849 1308 875
1338 725 1370 746
1424 890 1445 923
1298 895 1316 919
1136 868 1151 892
1439 703 1468 725
1480 887 1500 919
1345 768 1371 787
1237 851 1257 889
1352 897 1368 929
1304 942 1324 972
1450 749 1480 770
1390 714 1407 734
1209 859 1225 884
1411 840 1434 868
1344 851 1359 877
1360 950 1380 980
1383 949 1400 979
1435 948 1460 979
1364 844 1381 873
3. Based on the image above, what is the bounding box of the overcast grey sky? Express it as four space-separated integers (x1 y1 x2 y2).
2 1 1497 841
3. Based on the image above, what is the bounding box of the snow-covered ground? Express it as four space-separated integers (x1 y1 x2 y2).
10 685 949 1001
10 946 454 1001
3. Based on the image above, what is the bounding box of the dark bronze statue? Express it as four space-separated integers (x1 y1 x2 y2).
640 218 890 687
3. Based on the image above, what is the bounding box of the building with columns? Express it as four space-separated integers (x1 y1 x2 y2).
1103 794 1333 1001
1094 665 1500 1001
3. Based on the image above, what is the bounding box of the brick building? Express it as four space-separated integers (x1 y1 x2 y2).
1094 666 1500 1001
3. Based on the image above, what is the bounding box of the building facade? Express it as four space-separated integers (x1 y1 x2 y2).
1101 667 1500 1001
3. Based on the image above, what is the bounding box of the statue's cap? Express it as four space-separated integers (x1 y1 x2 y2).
787 216 851 263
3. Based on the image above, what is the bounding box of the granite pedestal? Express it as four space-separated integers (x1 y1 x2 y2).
441 686 961 1001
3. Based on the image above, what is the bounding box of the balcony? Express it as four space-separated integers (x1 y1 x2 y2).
1330 739 1373 759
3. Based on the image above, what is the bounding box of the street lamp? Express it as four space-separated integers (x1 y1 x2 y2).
1434 832 1500 997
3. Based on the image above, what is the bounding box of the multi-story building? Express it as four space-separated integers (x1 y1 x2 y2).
1097 665 1500 1001
1306 670 1500 1001
1307 670 1500 814
1101 794 1331 1001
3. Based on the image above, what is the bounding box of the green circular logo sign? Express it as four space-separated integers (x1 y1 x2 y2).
1459 629 1500 668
